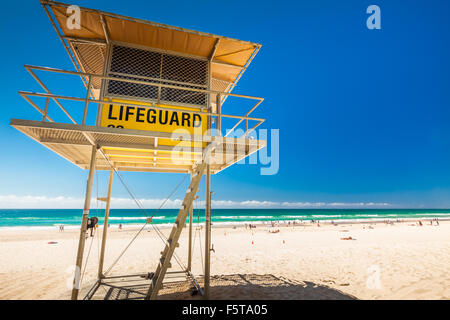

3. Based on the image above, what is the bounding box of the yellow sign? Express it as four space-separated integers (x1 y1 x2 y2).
100 98 207 147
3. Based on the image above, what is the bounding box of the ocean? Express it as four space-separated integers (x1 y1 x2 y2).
0 208 449 230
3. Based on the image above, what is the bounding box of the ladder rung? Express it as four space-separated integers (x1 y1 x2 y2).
166 239 179 248
159 260 171 268
170 242 179 248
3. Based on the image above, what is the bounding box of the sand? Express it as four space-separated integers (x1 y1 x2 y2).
0 220 449 300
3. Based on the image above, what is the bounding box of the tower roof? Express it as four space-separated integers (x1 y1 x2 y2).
42 0 261 96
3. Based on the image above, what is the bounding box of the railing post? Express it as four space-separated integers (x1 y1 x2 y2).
157 85 161 105
82 75 92 125
42 97 50 122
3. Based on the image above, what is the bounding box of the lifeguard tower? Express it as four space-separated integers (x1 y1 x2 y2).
11 0 266 300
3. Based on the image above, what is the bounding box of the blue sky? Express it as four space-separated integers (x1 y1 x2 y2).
1 0 450 208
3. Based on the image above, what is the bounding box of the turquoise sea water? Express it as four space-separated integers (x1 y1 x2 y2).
0 209 449 230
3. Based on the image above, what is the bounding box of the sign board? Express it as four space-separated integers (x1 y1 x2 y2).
100 98 207 147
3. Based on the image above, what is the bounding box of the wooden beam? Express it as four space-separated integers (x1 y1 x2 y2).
211 60 244 69
108 157 196 165
94 166 190 173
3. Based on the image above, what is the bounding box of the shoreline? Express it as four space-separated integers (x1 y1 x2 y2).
1 215 448 232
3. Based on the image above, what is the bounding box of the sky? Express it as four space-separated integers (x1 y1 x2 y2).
1 0 450 209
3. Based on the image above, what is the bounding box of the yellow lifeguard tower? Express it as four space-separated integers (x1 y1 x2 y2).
11 0 266 300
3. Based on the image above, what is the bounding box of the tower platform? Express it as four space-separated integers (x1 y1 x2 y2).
11 118 265 174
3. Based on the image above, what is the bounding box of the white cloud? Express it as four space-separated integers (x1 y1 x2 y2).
0 195 391 209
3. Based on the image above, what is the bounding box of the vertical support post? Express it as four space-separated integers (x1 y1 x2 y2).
98 169 114 279
71 145 97 300
204 164 211 299
203 52 214 299
216 94 222 135
187 173 193 272
82 75 92 125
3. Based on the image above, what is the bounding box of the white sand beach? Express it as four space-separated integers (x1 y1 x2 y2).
0 220 449 300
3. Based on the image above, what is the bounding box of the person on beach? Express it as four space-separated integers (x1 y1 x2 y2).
119 223 122 230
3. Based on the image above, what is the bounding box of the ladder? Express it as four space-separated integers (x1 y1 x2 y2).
145 160 207 300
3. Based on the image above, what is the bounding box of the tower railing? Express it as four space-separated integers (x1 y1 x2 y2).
19 65 265 138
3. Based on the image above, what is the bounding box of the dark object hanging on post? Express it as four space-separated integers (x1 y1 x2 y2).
87 217 99 237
